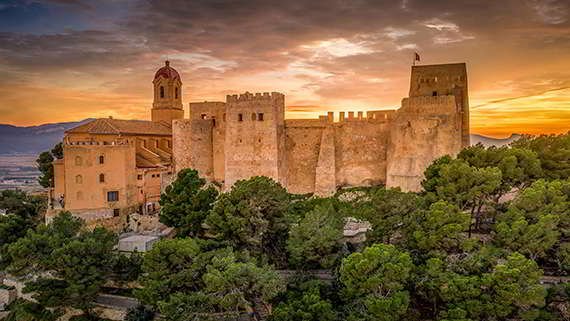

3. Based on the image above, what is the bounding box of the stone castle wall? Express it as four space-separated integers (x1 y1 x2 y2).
386 95 462 192
333 117 391 188
283 113 392 195
284 120 325 194
171 63 469 194
172 119 213 178
224 92 286 189
409 63 469 147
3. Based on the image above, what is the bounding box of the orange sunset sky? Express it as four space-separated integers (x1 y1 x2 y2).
0 0 569 138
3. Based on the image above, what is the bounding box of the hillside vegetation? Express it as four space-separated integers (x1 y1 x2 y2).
2 133 570 320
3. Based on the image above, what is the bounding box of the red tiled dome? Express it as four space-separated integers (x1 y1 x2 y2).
154 61 180 81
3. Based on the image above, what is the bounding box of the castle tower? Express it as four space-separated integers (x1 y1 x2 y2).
386 63 469 192
408 63 470 147
223 92 287 189
151 61 184 123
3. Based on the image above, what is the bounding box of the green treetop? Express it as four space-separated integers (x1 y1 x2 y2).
287 201 345 269
339 243 414 321
159 168 219 238
205 176 292 266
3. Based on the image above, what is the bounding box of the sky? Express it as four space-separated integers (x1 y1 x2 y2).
0 0 569 137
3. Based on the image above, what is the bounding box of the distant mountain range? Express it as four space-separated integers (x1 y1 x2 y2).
0 119 522 155
0 119 93 155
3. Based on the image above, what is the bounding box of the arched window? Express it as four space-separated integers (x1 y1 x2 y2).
160 86 165 98
76 191 83 200
75 156 82 166
175 87 178 99
99 155 104 164
75 175 82 184
99 174 105 183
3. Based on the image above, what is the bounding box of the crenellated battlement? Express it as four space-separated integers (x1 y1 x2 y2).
401 95 456 114
313 110 397 123
402 95 455 105
226 91 284 103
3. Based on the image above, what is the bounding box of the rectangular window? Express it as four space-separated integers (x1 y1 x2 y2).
201 114 207 119
113 209 120 217
107 191 119 202
238 113 243 122
137 174 143 180
258 113 264 121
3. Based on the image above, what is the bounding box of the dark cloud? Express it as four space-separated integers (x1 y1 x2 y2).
0 0 569 134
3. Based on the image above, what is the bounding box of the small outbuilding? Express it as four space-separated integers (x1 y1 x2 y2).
118 235 160 253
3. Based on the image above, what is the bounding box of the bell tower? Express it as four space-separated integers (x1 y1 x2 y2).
151 60 184 122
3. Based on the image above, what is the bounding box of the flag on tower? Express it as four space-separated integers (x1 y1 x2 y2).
415 52 420 62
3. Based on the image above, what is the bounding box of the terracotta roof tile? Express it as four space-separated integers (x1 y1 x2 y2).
66 118 172 136
136 154 160 168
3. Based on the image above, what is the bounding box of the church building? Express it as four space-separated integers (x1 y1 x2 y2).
50 61 183 222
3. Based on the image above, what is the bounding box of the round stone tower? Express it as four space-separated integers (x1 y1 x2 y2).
151 60 184 122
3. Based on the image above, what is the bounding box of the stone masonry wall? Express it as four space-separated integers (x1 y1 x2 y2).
189 101 227 183
224 92 285 189
284 120 325 194
172 63 469 195
315 126 336 196
386 95 462 192
284 113 391 195
334 117 390 188
409 63 469 147
172 119 214 178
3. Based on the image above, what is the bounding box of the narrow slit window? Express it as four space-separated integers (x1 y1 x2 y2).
175 87 179 99
160 86 164 98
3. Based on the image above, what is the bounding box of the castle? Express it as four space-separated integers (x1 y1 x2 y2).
173 62 469 195
50 61 469 223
